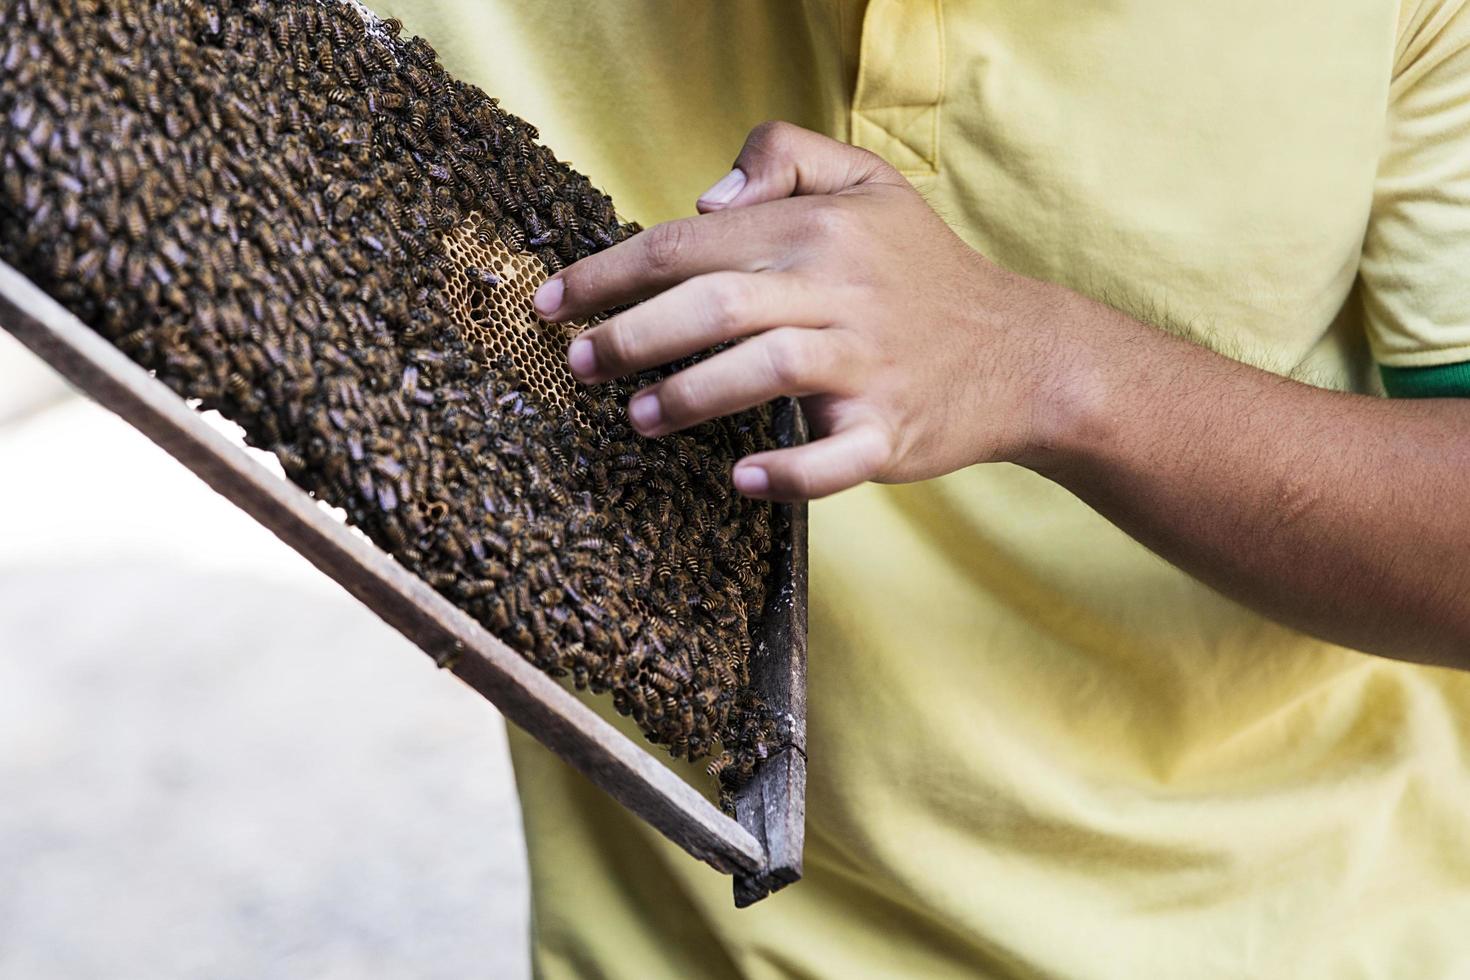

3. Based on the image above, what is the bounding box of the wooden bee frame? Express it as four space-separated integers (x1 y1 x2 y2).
0 258 806 907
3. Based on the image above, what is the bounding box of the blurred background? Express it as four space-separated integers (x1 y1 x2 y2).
0 329 530 978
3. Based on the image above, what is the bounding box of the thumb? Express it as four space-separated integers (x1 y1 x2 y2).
695 121 897 213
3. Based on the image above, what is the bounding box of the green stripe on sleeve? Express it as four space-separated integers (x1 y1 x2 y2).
1379 361 1470 398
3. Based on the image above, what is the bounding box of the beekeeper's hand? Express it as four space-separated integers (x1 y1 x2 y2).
535 121 1086 501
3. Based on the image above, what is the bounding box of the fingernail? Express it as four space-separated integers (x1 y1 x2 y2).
697 168 747 208
733 465 769 495
568 338 597 379
629 392 662 432
533 277 564 318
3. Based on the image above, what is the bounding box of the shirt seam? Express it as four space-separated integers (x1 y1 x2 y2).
1374 343 1470 368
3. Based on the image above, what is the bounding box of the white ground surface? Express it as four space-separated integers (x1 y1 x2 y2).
0 330 530 979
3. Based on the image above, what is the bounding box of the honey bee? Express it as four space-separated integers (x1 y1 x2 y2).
459 579 500 600
69 247 102 282
274 444 308 474
272 7 294 46
425 570 457 590
659 658 692 686
337 49 365 87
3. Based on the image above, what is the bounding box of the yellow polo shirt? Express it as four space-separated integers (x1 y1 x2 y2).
375 2 1470 976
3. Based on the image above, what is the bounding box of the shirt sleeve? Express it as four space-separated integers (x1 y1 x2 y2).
1361 0 1470 397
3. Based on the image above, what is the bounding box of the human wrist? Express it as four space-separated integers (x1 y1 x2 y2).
1003 281 1115 480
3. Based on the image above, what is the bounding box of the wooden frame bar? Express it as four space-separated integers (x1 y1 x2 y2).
0 258 805 905
735 397 808 906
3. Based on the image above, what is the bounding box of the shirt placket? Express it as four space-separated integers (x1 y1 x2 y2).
849 0 945 178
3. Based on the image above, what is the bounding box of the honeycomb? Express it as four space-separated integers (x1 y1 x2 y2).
441 212 583 416
0 0 784 803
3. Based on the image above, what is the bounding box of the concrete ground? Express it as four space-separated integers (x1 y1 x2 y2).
0 331 530 979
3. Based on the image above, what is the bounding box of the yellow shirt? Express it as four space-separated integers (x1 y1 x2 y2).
375 2 1470 976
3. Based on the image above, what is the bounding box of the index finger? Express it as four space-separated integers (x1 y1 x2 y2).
532 198 806 322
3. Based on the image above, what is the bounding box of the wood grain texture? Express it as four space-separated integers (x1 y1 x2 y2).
733 398 809 906
0 258 793 888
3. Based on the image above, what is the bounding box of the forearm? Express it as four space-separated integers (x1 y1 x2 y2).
1028 290 1470 669
532 121 1470 667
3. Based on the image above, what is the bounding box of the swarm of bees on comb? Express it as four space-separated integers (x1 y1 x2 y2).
0 0 785 805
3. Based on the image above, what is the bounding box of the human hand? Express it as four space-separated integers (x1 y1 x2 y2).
533 121 1079 501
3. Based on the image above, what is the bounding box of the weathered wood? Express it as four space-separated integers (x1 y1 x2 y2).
732 399 809 906
0 258 781 884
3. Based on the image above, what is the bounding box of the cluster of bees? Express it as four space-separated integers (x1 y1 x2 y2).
0 0 783 804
